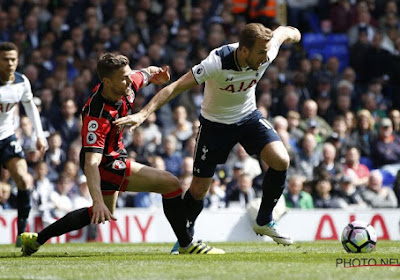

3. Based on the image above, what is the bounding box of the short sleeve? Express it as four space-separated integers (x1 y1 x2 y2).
130 71 145 92
191 50 221 84
267 37 280 63
21 75 33 102
81 115 110 153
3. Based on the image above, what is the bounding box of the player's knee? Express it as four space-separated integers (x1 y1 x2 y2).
163 172 181 192
13 173 29 190
270 152 290 171
189 187 208 200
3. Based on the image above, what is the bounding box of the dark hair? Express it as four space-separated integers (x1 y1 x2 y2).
0 41 18 53
96 53 129 80
239 23 273 50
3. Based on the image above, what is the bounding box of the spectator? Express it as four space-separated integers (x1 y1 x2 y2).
314 142 343 186
286 110 304 145
18 115 37 153
227 173 255 209
204 175 226 209
126 127 151 165
160 135 182 177
177 84 203 122
313 179 341 208
140 112 162 155
388 109 400 136
351 109 377 158
49 174 74 214
343 146 370 187
232 145 262 180
272 116 294 157
45 132 66 176
299 100 333 140
330 0 357 33
284 174 314 209
53 99 80 155
348 10 376 46
329 115 355 162
0 182 12 210
291 133 321 182
360 170 398 208
371 118 400 173
164 106 193 152
335 175 367 209
225 162 244 205
344 111 356 135
316 91 335 125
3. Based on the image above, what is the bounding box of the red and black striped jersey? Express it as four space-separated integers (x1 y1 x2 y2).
79 71 146 173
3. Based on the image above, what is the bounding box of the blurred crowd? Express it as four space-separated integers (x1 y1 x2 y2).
0 0 400 221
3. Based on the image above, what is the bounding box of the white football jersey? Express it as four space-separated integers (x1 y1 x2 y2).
191 37 280 124
0 72 33 140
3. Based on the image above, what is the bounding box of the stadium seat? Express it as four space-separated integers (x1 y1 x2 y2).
322 44 349 71
360 157 374 170
307 13 322 33
328 34 349 46
379 169 396 187
302 33 327 50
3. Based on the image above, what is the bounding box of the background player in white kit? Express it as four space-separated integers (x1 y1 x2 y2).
115 23 301 253
0 42 47 246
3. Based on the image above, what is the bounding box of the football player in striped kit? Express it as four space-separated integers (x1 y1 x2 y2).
21 53 224 256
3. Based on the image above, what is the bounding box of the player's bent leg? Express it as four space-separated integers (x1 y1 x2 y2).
125 163 193 251
6 157 32 246
254 141 293 245
124 162 181 194
171 177 212 255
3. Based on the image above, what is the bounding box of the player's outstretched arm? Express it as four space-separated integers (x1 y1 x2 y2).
143 66 170 85
84 152 116 224
114 71 197 132
273 26 301 45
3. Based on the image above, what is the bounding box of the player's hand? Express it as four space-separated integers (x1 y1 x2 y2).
36 138 48 159
149 66 170 85
113 112 146 133
91 201 117 224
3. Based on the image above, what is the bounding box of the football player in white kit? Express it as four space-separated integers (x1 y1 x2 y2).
0 42 47 246
115 23 301 253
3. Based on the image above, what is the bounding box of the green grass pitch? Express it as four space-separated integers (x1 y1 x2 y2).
0 241 399 280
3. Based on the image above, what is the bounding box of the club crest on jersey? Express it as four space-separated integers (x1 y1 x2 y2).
88 120 98 131
112 160 126 170
86 132 97 144
127 93 135 103
194 65 205 78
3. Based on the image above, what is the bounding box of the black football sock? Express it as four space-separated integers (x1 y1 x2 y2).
17 189 31 235
256 168 287 226
37 208 91 245
183 190 204 228
162 195 192 247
